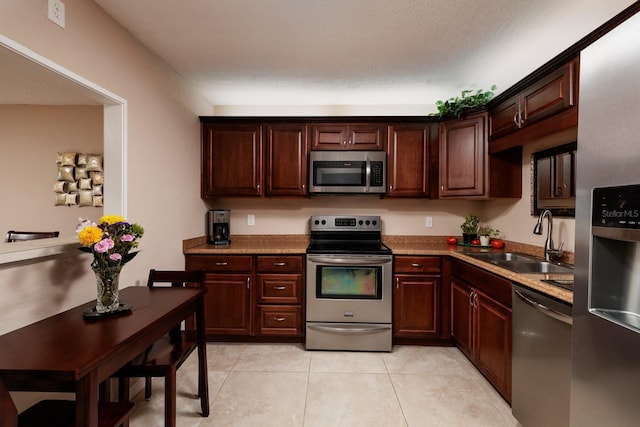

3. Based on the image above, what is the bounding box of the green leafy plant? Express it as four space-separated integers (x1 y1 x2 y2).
478 226 501 237
431 85 497 118
460 214 480 235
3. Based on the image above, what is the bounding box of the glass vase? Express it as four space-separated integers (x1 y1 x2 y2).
94 265 122 313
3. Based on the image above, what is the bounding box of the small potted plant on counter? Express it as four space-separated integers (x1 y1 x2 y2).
460 214 480 244
478 226 499 246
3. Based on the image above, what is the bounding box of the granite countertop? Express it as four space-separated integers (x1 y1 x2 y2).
184 234 573 304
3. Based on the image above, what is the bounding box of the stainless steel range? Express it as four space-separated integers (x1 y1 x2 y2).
305 215 393 352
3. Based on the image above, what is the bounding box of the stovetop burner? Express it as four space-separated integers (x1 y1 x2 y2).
306 215 391 255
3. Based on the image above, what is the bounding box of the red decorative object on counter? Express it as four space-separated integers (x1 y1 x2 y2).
491 239 505 249
446 236 457 245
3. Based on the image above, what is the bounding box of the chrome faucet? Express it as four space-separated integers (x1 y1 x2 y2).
533 209 562 262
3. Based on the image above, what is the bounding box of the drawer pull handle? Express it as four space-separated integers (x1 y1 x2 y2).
215 262 228 266
273 317 286 322
411 263 423 268
274 262 287 266
274 286 286 290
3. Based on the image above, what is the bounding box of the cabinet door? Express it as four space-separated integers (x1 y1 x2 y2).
311 124 349 150
387 124 430 197
393 274 440 338
450 279 473 358
474 290 512 402
311 123 384 150
202 124 263 197
204 273 252 335
489 96 520 139
265 124 309 196
348 123 384 150
439 113 487 197
520 58 576 128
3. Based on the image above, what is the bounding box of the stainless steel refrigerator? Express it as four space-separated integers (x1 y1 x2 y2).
572 9 640 427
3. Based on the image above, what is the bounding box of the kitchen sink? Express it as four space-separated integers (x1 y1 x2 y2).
463 252 537 262
493 260 574 274
463 251 574 275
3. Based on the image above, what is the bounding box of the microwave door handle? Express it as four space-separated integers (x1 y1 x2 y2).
365 157 371 192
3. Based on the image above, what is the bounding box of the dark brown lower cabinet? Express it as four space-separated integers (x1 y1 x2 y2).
185 254 304 341
450 258 512 403
393 256 451 343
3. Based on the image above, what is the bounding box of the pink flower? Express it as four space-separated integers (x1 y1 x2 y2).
94 238 115 253
120 234 134 242
109 253 122 261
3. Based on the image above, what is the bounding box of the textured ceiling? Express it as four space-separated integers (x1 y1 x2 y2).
94 0 635 107
0 1 635 107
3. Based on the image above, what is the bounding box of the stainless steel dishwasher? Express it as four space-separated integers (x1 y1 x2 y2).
512 283 572 427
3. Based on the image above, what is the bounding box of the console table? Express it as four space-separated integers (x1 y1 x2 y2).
0 286 207 427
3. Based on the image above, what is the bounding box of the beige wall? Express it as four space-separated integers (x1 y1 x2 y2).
0 105 103 236
0 0 211 334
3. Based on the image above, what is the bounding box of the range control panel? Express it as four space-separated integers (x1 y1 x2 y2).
310 215 381 231
593 184 640 229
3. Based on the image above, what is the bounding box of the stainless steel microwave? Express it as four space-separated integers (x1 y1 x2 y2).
309 151 386 194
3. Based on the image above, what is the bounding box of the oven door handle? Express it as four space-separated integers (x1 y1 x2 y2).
307 255 392 265
308 324 391 334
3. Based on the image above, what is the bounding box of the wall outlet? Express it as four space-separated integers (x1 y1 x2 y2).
48 0 66 29
425 216 433 228
247 214 255 226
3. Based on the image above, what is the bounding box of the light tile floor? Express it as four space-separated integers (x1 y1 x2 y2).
129 343 522 427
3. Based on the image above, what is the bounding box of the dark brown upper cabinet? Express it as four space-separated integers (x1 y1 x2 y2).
265 124 309 197
489 57 579 153
386 123 433 198
310 123 384 150
202 124 263 197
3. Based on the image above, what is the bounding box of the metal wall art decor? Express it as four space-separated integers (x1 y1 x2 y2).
54 152 104 207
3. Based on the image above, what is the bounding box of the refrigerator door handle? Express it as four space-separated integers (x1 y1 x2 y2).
515 289 573 325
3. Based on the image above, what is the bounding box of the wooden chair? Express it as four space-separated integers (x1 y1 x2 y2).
0 377 135 427
5 230 60 243
114 269 209 427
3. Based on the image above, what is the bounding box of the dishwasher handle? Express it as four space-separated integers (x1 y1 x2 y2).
515 289 573 326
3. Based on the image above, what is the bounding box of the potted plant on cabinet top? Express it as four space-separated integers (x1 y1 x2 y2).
460 214 480 244
430 85 497 119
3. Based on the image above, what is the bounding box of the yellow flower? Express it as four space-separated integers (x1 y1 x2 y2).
99 215 126 225
78 226 103 246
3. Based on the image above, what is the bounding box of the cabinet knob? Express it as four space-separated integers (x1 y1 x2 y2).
274 286 286 290
411 263 423 268
273 317 286 322
274 262 286 266
246 277 251 289
215 262 228 266
256 184 260 191
343 140 347 145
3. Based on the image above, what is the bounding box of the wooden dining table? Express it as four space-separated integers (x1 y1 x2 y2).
0 285 208 427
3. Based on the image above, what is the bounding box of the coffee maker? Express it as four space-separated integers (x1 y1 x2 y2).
207 209 230 245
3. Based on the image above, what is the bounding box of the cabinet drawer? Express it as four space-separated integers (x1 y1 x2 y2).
187 255 253 272
257 274 303 304
256 305 303 336
256 255 303 273
394 256 441 274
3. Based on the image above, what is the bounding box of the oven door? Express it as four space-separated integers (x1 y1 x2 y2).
306 254 392 323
